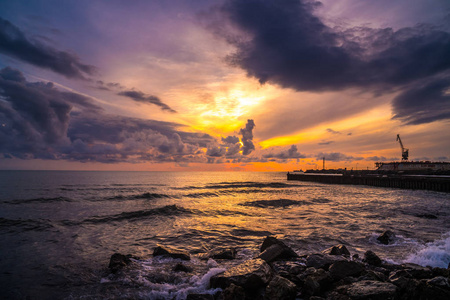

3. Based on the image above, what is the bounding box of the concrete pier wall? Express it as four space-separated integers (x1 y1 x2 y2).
287 173 450 192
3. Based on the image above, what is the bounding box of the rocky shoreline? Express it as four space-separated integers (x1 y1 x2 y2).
108 233 450 300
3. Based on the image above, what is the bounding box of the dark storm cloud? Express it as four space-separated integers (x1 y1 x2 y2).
0 17 95 79
316 152 363 162
392 78 450 124
218 0 450 124
118 90 176 113
222 135 240 144
240 119 255 155
263 145 306 159
0 67 214 163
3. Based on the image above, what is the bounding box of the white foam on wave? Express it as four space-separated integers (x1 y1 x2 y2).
404 232 450 268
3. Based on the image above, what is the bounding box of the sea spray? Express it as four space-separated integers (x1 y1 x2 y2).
405 232 450 268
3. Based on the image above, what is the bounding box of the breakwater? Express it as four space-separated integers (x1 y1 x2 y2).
287 173 450 192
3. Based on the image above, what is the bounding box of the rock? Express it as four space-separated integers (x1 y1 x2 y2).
427 276 450 288
303 268 332 296
306 253 345 270
186 294 214 300
322 244 351 256
260 236 298 259
401 263 433 279
329 260 364 280
259 244 295 263
221 283 246 300
209 248 237 260
264 275 297 300
346 280 397 299
173 262 193 273
418 279 450 300
153 245 190 260
210 258 273 290
363 250 382 266
377 230 396 245
108 253 131 273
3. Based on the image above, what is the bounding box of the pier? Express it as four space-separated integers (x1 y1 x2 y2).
287 173 450 192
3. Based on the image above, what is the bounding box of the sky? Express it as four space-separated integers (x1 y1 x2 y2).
0 0 449 171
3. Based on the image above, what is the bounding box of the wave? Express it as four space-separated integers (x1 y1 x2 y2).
5 196 74 204
207 181 295 189
82 205 192 224
405 233 450 268
175 181 299 191
240 199 309 208
184 192 219 198
107 192 171 201
0 217 53 232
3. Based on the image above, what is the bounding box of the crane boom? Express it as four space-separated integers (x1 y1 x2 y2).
396 134 409 161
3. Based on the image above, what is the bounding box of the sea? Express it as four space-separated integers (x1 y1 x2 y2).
0 170 449 299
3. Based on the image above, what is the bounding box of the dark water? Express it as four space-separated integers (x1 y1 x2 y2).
0 171 449 299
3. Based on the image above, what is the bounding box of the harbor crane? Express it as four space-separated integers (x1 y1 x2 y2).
396 134 409 161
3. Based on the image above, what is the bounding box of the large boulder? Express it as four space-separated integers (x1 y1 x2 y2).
153 245 190 260
363 250 382 266
108 253 132 273
210 258 273 290
401 263 433 279
302 268 333 296
306 253 346 270
264 275 297 300
259 236 298 261
322 244 351 256
346 280 397 299
329 260 364 280
377 230 396 245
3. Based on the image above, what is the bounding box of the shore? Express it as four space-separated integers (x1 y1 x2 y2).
105 235 450 300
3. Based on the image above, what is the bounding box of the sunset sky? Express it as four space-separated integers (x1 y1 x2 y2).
1 0 449 171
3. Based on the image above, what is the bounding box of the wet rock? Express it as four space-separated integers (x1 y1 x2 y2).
363 250 382 266
108 253 131 273
153 245 190 260
377 230 396 245
329 260 364 280
210 248 237 260
186 294 214 300
417 279 450 300
427 276 450 288
322 244 351 256
358 270 387 282
221 283 246 300
259 244 295 263
401 263 433 279
264 275 297 300
173 262 193 273
260 236 298 260
346 280 397 299
210 258 273 290
306 253 345 270
303 268 332 296
432 267 449 278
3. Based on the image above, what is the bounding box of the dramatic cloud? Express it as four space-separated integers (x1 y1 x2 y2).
219 0 450 124
0 67 214 163
0 17 95 79
316 152 363 162
263 145 306 159
392 78 450 124
239 119 255 155
118 90 176 113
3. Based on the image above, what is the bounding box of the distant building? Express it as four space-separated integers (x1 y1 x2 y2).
375 161 450 171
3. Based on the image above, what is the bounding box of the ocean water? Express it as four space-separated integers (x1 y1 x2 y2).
0 170 449 299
